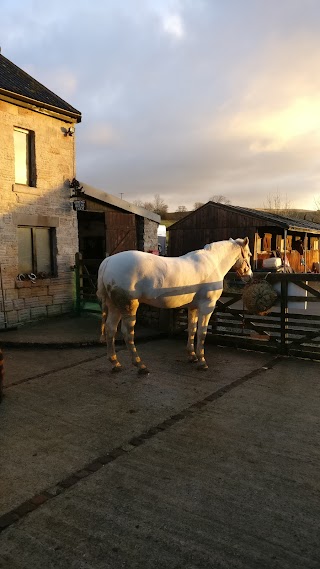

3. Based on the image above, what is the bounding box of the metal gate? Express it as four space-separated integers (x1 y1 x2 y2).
74 252 101 314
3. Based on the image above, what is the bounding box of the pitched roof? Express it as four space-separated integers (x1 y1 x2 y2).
0 53 81 122
168 201 320 234
231 204 320 233
80 183 161 223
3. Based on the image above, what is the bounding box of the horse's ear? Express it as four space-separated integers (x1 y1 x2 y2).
243 237 249 246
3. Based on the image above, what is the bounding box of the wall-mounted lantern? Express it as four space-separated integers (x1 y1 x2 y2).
65 126 75 136
69 178 86 210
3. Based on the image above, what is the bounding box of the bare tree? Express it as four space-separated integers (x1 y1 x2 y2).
263 191 292 214
210 194 231 204
133 195 168 217
314 196 320 211
152 194 168 217
193 202 204 210
176 205 187 212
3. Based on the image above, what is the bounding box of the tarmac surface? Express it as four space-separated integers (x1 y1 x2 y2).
0 314 320 568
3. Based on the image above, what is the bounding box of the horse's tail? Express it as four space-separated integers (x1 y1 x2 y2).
96 255 109 302
97 256 109 343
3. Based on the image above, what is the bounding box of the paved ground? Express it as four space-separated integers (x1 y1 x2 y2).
0 315 320 568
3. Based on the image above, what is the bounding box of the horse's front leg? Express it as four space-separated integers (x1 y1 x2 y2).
187 307 198 362
121 300 149 375
196 309 214 371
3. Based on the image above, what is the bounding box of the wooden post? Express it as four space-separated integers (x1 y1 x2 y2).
304 233 308 272
75 252 83 316
280 275 289 354
284 229 287 272
0 347 3 403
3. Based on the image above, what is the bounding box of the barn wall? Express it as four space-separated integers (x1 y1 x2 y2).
168 204 271 256
168 203 320 273
80 197 158 253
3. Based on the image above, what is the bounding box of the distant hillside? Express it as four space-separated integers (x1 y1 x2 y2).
261 209 320 223
162 211 191 225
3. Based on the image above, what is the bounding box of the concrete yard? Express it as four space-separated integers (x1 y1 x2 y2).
0 319 319 568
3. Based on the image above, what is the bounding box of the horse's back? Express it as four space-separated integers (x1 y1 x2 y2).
97 250 165 293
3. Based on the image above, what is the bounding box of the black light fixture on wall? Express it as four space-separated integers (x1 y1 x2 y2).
69 178 84 197
69 178 86 210
65 126 75 136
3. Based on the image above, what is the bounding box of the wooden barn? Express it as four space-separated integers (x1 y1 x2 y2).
168 202 320 273
73 182 160 279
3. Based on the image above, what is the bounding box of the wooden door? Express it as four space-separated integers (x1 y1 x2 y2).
105 211 137 255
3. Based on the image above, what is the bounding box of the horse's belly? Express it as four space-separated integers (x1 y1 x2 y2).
142 293 195 309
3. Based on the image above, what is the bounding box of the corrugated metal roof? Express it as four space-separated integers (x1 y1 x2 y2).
0 54 81 120
168 202 320 234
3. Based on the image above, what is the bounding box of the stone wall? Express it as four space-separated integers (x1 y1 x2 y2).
143 218 159 252
0 100 78 328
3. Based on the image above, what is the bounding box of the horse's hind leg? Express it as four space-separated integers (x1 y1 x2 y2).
106 305 122 372
99 298 108 343
121 300 149 375
187 308 198 362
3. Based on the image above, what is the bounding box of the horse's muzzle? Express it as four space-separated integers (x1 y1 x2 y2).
241 272 253 283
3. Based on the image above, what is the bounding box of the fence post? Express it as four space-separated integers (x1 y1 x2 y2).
0 347 3 403
75 252 83 316
280 276 289 354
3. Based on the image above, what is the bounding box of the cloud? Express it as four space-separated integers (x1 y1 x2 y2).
2 0 320 211
162 13 185 39
84 123 120 145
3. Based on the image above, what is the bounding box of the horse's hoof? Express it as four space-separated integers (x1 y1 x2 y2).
197 364 208 371
138 367 150 375
188 356 198 363
111 365 123 373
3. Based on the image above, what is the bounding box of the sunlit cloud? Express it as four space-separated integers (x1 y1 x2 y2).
23 65 78 99
227 97 320 152
84 124 120 145
162 13 185 39
2 0 320 211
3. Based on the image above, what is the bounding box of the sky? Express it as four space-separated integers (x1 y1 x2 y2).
1 0 320 211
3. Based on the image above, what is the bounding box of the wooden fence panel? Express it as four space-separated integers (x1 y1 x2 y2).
172 273 320 359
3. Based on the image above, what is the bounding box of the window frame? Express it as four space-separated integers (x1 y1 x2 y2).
13 127 37 187
17 226 57 277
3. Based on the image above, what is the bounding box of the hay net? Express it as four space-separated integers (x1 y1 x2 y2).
242 277 278 315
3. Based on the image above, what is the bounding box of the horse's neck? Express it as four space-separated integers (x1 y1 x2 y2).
209 241 240 276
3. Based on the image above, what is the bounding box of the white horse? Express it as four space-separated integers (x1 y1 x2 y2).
97 237 252 374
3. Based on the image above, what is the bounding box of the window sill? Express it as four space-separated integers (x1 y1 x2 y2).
12 184 41 195
15 278 53 289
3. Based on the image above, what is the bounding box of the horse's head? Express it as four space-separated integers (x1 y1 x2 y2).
231 237 253 281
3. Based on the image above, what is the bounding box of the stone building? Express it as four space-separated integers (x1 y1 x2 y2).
0 52 82 328
0 53 160 329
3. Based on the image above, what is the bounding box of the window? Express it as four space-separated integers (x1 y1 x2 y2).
14 128 36 186
18 227 56 277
